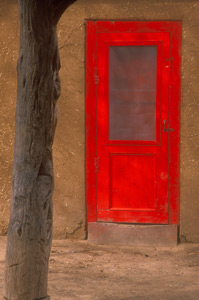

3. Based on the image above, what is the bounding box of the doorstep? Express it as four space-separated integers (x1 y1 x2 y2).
88 222 178 247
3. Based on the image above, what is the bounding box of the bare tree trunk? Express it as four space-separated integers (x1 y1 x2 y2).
5 1 75 299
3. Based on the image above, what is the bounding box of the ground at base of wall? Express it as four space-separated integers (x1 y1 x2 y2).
0 238 199 300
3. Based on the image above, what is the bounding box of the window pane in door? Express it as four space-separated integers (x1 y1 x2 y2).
109 46 157 141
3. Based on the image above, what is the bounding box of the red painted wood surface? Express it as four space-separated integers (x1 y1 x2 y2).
86 21 181 225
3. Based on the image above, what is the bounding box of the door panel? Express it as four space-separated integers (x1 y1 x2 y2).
110 154 156 210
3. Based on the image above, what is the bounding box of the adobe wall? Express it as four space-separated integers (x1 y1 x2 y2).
1 0 199 242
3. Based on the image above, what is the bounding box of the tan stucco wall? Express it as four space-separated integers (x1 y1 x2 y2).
0 0 18 235
1 0 199 242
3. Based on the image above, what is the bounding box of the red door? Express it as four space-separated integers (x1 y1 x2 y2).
86 21 181 225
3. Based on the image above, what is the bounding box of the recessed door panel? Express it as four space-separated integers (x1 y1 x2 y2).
110 154 156 210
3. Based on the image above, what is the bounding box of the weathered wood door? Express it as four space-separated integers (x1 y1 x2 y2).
86 21 181 225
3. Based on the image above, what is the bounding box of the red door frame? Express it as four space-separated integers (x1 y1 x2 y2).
86 21 181 225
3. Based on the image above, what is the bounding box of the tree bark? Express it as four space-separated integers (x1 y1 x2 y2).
5 1 76 299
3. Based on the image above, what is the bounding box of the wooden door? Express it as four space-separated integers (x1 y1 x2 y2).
86 21 181 225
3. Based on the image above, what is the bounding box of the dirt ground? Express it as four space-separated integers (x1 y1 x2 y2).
0 237 199 300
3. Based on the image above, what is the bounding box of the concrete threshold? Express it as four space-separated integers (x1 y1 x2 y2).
88 222 178 247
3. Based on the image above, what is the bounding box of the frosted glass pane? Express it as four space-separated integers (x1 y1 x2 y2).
109 46 157 141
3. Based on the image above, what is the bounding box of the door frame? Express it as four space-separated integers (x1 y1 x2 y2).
86 20 181 226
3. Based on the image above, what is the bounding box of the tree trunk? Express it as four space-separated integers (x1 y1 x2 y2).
5 1 75 299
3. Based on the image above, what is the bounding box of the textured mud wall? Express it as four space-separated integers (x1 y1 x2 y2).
0 1 18 235
1 0 199 241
